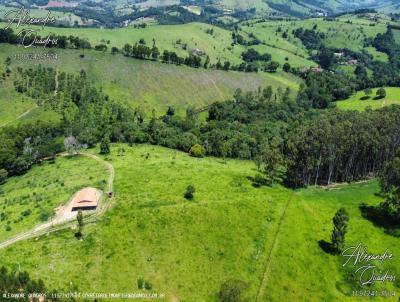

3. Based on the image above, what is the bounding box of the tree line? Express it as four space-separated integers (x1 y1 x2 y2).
3 64 400 190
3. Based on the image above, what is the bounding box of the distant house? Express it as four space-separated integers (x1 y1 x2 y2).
310 66 323 73
71 187 101 212
346 59 358 65
334 52 344 58
298 66 323 73
192 48 203 56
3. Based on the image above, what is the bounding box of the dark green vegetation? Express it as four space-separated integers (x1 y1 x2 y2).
0 266 54 300
331 207 350 253
360 155 400 232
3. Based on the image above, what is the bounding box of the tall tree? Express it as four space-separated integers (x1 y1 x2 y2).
331 208 349 253
100 136 111 155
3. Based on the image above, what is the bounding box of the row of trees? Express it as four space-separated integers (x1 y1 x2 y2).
0 28 91 49
285 107 400 187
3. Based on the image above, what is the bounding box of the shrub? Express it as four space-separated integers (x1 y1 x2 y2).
144 281 152 290
39 210 51 222
252 174 268 188
5 224 11 232
184 185 196 200
0 169 8 184
137 276 144 289
376 88 386 99
218 279 248 302
100 136 111 155
189 144 206 158
283 62 291 72
21 209 32 217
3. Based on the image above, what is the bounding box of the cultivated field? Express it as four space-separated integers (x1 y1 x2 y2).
0 144 397 301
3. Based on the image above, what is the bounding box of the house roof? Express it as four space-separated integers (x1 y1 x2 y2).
71 187 101 209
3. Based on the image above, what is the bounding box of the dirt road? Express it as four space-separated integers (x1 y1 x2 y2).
0 152 115 250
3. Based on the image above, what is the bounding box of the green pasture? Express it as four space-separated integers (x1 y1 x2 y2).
241 17 388 59
0 44 301 115
0 145 398 301
0 155 108 242
0 80 37 127
0 21 245 65
337 87 400 111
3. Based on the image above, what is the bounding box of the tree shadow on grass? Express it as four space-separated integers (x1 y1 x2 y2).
359 203 400 237
318 240 338 255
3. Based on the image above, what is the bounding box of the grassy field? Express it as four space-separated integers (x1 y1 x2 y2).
241 17 388 61
0 44 301 115
0 19 321 68
0 144 398 301
0 155 108 243
337 87 400 111
0 22 244 65
0 81 37 127
264 181 399 301
0 73 61 127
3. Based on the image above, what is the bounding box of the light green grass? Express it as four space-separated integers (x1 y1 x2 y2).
0 22 245 65
241 18 387 55
0 80 37 127
0 144 292 300
393 29 400 45
337 87 400 111
365 46 389 62
251 44 317 67
264 181 399 301
0 145 398 300
0 155 108 242
0 44 301 115
0 73 61 127
182 5 202 15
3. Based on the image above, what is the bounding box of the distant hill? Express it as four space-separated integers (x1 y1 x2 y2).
216 0 395 16
1 0 395 25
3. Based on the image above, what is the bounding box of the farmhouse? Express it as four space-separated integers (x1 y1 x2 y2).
71 187 101 212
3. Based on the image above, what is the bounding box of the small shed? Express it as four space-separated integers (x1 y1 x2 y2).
71 187 101 212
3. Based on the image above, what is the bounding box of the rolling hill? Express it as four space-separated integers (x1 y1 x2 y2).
0 44 301 117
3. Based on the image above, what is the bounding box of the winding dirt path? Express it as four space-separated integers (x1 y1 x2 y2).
0 152 115 250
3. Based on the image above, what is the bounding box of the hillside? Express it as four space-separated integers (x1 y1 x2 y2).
1 0 396 28
240 16 388 61
0 44 301 115
337 87 400 111
0 144 397 301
